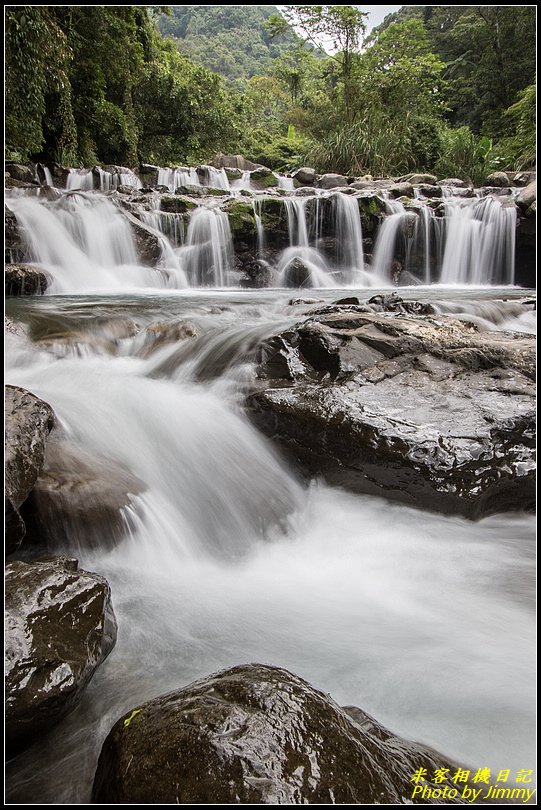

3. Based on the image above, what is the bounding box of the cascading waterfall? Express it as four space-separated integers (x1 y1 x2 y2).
439 196 516 285
333 192 366 283
66 169 94 191
181 207 235 286
66 167 142 192
157 167 199 191
276 197 334 287
6 192 168 292
371 203 408 281
140 197 186 247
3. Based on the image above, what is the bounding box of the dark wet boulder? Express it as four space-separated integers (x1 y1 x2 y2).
403 173 438 185
515 181 536 212
5 385 55 555
239 258 273 288
389 182 414 198
159 195 197 214
413 184 442 198
210 153 264 171
121 209 163 265
5 205 28 263
92 663 468 805
248 311 536 518
22 434 145 552
5 556 117 756
282 257 312 288
5 263 51 296
6 163 36 184
438 178 468 188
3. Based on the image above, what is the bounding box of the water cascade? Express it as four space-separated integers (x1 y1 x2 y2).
181 207 235 286
6 192 167 292
333 192 367 284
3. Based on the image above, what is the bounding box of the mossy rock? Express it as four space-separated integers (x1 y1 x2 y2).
356 195 386 235
223 200 257 240
159 196 197 214
224 168 243 183
250 167 278 190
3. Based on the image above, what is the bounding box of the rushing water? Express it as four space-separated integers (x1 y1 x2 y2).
5 287 536 803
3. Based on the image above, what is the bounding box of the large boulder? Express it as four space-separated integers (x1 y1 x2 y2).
515 180 536 212
210 153 264 171
5 263 50 296
292 167 316 185
389 182 414 198
248 308 536 518
317 173 349 189
282 257 312 288
92 663 468 804
484 171 510 188
121 209 163 266
5 205 28 263
5 385 55 555
22 434 145 552
250 167 278 190
403 173 438 185
5 556 117 756
6 163 36 184
438 178 468 188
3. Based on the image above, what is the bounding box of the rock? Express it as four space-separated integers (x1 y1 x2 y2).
292 167 316 185
5 556 117 755
210 153 264 171
5 205 28 263
389 182 414 198
224 167 243 183
92 663 471 804
5 262 51 296
225 200 258 253
22 434 145 552
316 173 349 189
116 184 135 195
238 259 273 289
403 173 438 185
282 257 312 288
175 183 206 197
289 298 324 306
5 385 55 555
515 181 536 212
293 186 318 196
485 171 510 188
513 171 535 186
250 167 278 190
159 195 197 214
368 293 435 315
413 184 442 198
356 194 387 234
334 296 360 305
438 178 468 188
120 209 163 266
6 163 36 183
248 311 535 518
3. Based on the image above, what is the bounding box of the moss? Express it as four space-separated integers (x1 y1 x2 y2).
160 195 197 213
204 187 228 196
224 200 257 235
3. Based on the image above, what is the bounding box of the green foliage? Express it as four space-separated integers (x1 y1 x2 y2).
434 125 493 185
157 6 301 85
491 83 536 171
241 130 314 172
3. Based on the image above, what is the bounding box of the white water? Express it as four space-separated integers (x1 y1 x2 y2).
334 192 366 283
181 207 235 286
4 290 536 803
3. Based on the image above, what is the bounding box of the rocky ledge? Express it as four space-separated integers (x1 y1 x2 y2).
247 300 535 518
5 556 117 757
93 663 469 804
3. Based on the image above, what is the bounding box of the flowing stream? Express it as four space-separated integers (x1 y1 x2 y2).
5 286 536 803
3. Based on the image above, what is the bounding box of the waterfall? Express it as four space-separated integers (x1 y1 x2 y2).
439 196 516 285
284 197 310 247
140 198 186 247
204 166 230 191
334 193 365 282
252 199 266 257
371 208 408 281
415 205 433 284
66 169 94 191
182 207 235 286
7 193 168 292
157 167 200 192
42 166 54 187
231 171 253 191
277 174 295 191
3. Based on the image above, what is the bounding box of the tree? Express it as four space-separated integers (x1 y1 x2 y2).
267 6 367 121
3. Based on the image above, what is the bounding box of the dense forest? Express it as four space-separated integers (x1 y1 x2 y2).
5 5 536 181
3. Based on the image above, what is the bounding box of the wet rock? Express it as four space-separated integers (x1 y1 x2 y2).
413 184 442 198
22 434 145 552
282 257 312 288
5 205 28 263
5 385 55 555
224 167 243 183
5 263 51 296
403 173 438 185
356 194 387 234
225 200 258 253
289 298 324 306
250 167 278 190
515 181 536 212
317 173 349 189
239 259 273 289
92 663 469 805
485 171 510 188
159 195 197 214
5 556 117 756
334 296 360 305
438 178 468 188
513 171 535 187
389 182 414 198
292 167 316 185
6 163 36 184
210 153 264 171
249 311 536 518
368 294 435 315
121 210 163 265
